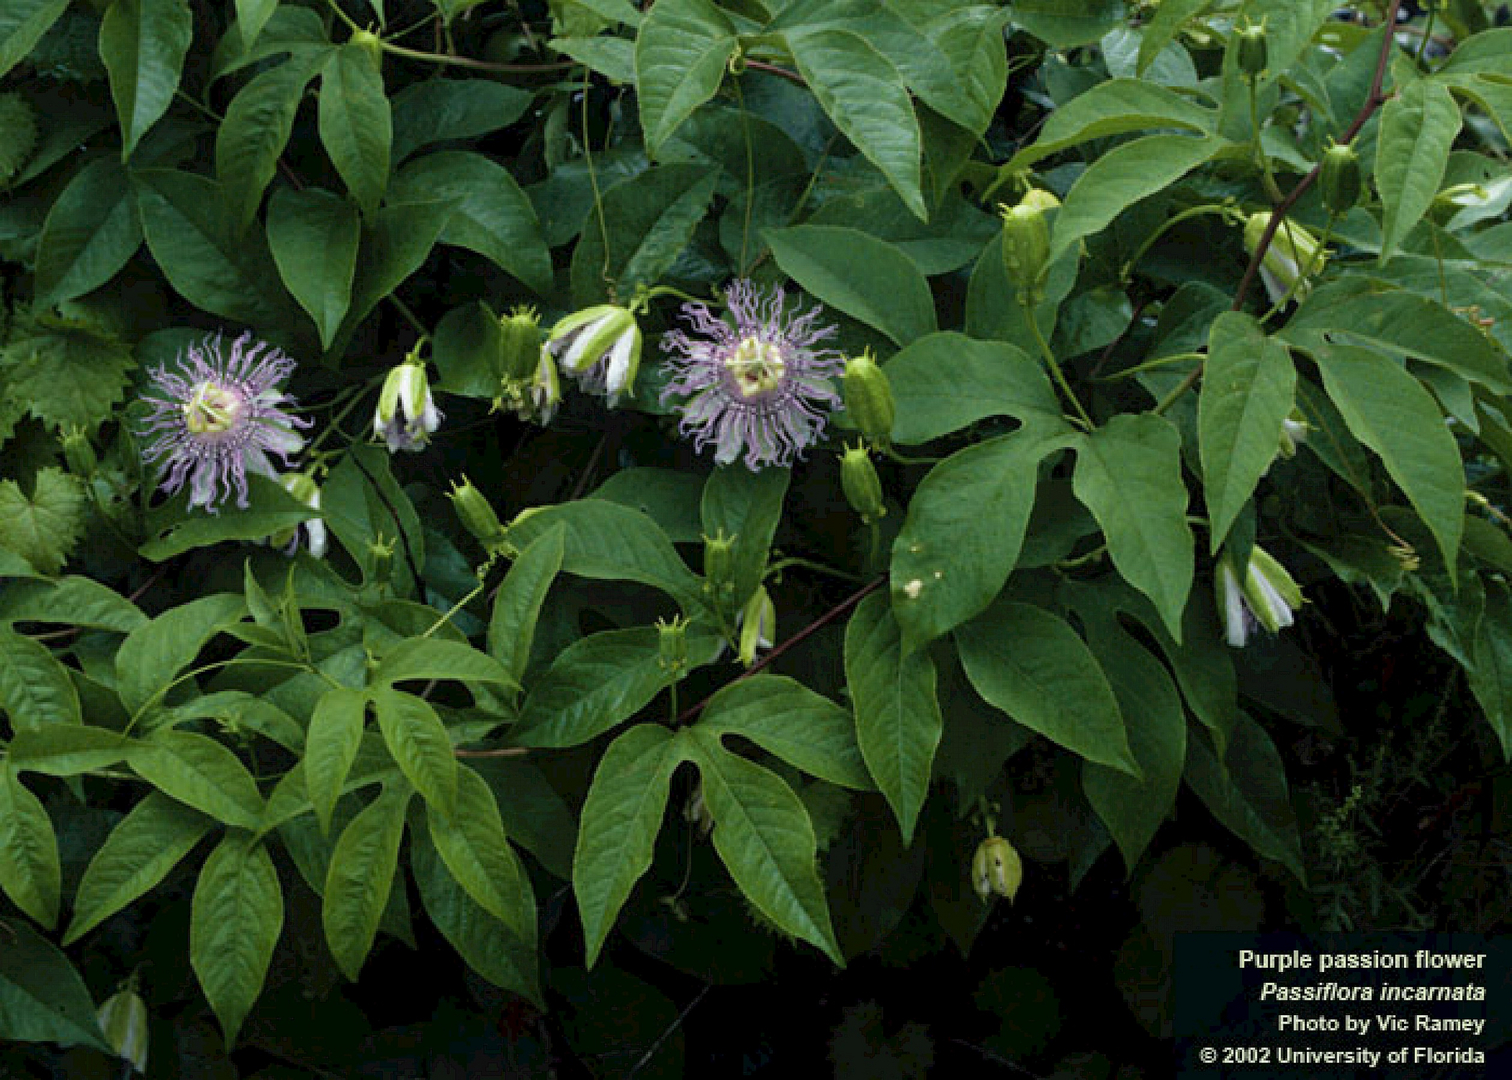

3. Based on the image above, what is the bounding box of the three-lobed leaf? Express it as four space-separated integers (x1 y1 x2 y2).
695 675 873 790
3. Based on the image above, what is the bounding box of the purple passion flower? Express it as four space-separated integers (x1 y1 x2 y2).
140 332 309 513
660 280 844 470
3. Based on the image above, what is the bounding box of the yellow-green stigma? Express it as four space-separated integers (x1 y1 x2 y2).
183 382 242 435
725 336 786 398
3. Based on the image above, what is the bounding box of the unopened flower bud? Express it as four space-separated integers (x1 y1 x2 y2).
972 835 1023 903
1000 200 1051 305
546 304 641 403
350 28 384 71
1277 410 1309 459
449 475 506 551
840 443 885 523
374 358 442 452
736 585 775 667
1319 142 1361 215
528 348 562 425
498 306 543 383
657 614 689 674
683 778 713 836
268 472 326 558
841 351 895 446
97 988 150 1073
61 426 97 477
1243 211 1326 306
1236 22 1268 78
703 528 736 598
1019 187 1061 214
368 533 395 583
1216 543 1303 647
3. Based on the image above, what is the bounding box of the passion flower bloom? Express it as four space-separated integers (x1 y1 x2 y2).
140 332 308 513
660 280 844 470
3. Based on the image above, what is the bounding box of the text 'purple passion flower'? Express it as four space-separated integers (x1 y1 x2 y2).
660 280 844 471
140 332 309 513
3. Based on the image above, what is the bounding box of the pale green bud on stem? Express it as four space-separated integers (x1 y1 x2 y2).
1216 543 1303 647
841 350 895 447
449 475 507 552
657 614 690 674
736 585 775 667
1000 200 1051 306
1243 211 1326 307
61 426 97 477
972 835 1023 903
840 443 885 523
98 988 150 1074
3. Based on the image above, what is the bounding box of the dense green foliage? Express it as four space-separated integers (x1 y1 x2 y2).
3 0 1512 1074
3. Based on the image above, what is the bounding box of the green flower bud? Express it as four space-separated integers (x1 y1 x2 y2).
1319 142 1361 215
1019 187 1061 214
498 306 543 383
61 426 97 477
1243 211 1326 306
1217 543 1303 647
737 585 775 667
268 472 326 558
350 28 384 71
449 475 506 551
1277 409 1309 459
971 835 1023 903
703 528 736 596
841 350 895 446
840 443 885 523
1236 22 1268 78
98 988 150 1074
683 778 713 836
999 201 1051 304
657 614 690 674
368 533 395 583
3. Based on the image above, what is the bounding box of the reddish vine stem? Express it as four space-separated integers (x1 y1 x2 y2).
743 59 805 85
1231 0 1403 313
455 745 531 758
675 575 886 725
1155 0 1403 417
